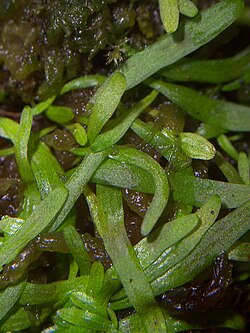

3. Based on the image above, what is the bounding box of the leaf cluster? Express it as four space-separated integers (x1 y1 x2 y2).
0 1 250 332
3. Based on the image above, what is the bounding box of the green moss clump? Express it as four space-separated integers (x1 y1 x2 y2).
0 0 161 103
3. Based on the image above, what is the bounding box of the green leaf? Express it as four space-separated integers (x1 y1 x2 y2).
63 224 91 276
45 105 75 124
229 241 250 261
222 68 250 91
50 150 109 231
145 195 221 286
160 46 250 83
134 213 199 270
0 307 32 331
68 258 79 280
0 186 68 267
109 146 169 236
109 194 227 312
151 198 250 294
178 0 198 17
238 151 250 185
0 147 14 156
56 308 113 331
119 309 245 332
159 0 179 33
130 119 191 171
17 182 42 220
173 169 250 208
86 261 105 297
96 184 167 333
90 90 158 152
67 123 87 146
60 75 106 95
0 216 25 237
87 72 126 144
20 276 89 306
31 142 65 198
217 134 239 161
91 158 156 194
180 132 216 160
0 117 19 143
119 0 244 89
215 152 243 184
70 291 108 318
0 283 25 320
31 95 56 116
14 106 34 183
196 122 226 140
13 109 42 220
147 79 250 132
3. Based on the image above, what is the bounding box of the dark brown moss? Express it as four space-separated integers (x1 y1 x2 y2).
159 253 232 313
